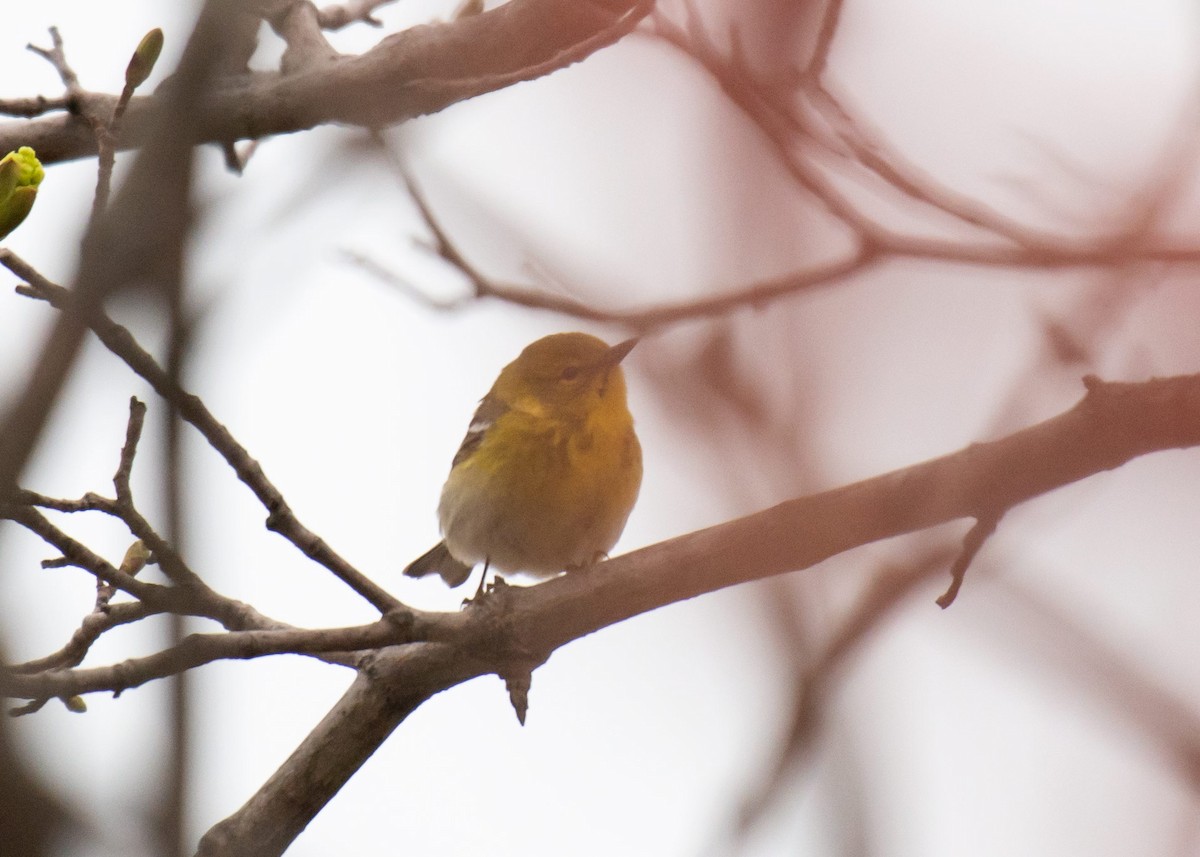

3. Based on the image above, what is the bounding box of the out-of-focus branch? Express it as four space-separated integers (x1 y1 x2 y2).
0 0 655 165
736 544 954 835
370 156 1199 333
358 164 882 330
804 83 1062 248
316 0 394 29
806 0 845 78
976 571 1200 791
647 6 1200 276
357 240 879 330
936 512 1002 608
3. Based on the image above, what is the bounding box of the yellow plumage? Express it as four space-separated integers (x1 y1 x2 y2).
405 332 642 589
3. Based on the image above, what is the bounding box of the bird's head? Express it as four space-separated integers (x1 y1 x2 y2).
492 332 637 421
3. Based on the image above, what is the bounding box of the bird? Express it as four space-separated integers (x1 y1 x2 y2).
404 332 642 593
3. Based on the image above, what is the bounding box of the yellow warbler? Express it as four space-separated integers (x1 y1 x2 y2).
404 332 642 590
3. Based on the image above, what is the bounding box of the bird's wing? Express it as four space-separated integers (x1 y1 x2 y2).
451 392 510 467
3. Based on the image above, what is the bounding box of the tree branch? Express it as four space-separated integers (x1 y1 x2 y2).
194 370 1200 856
736 543 953 836
0 0 655 165
806 0 846 79
0 615 416 700
316 0 394 30
650 5 1200 271
196 643 481 857
8 601 163 675
2 251 402 615
936 511 1002 608
1 503 166 603
375 155 1200 333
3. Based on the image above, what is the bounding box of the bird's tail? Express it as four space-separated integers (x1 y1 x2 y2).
403 541 474 588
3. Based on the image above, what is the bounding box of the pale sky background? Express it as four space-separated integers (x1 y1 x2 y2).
1 1 1199 856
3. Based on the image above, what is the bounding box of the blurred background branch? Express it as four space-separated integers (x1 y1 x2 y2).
1 0 1199 855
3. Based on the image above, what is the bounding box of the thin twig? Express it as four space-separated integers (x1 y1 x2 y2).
2 503 165 602
649 5 1115 259
376 163 883 330
315 0 394 29
114 397 147 501
8 698 50 716
9 601 163 675
26 28 82 93
27 27 121 219
806 0 846 78
651 7 879 236
18 487 208 593
937 512 1002 608
1 616 417 702
2 251 403 614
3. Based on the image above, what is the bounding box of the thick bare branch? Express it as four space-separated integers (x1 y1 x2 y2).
0 0 655 165
196 644 481 857
195 371 1200 856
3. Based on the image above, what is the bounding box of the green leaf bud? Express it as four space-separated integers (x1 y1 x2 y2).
0 147 43 241
125 28 164 89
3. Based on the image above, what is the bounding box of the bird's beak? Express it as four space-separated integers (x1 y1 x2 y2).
601 337 638 368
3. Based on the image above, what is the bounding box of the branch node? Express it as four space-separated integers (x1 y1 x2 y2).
114 397 148 500
383 607 415 640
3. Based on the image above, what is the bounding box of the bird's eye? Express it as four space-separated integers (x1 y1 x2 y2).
560 365 581 382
